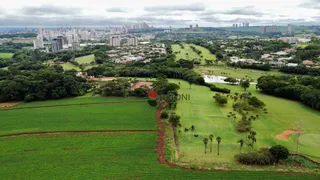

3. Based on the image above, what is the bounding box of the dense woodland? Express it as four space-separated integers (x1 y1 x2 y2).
0 66 90 102
257 75 320 110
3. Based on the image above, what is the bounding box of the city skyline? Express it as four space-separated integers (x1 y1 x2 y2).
0 0 319 27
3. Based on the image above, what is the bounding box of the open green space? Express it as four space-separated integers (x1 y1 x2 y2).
172 44 216 64
61 62 81 71
75 54 95 65
1 132 318 179
195 65 284 82
173 80 320 165
0 97 155 135
297 43 312 49
0 52 14 59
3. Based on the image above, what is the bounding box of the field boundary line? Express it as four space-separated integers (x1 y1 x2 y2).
0 100 146 111
0 129 157 138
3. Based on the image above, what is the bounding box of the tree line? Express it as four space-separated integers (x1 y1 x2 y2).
257 75 320 110
0 66 90 102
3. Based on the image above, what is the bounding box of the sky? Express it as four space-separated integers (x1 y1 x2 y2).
0 0 319 27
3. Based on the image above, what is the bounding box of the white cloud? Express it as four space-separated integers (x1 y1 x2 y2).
0 0 318 27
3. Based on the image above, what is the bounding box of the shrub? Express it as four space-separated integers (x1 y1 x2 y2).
235 148 276 165
130 88 148 97
147 99 157 107
210 85 231 93
213 93 228 105
160 110 169 119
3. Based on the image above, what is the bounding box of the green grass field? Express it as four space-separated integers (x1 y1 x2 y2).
0 97 155 135
61 62 81 71
172 44 216 64
173 80 320 165
0 94 319 178
196 65 284 82
75 54 95 65
1 132 318 179
0 52 14 59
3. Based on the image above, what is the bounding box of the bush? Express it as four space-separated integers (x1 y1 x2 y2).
130 88 148 97
147 99 157 107
213 93 228 105
269 145 289 162
210 85 231 93
235 148 276 165
160 110 169 119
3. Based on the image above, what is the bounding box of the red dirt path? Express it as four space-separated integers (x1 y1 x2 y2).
155 103 175 167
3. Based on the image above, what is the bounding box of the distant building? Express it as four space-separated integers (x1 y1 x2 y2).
287 63 298 67
261 26 267 34
196 24 199 28
110 36 121 46
33 35 44 49
302 60 314 65
127 36 138 46
51 37 63 53
235 24 238 27
190 25 193 29
287 24 293 36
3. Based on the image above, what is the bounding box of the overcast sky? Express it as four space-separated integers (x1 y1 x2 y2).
0 0 319 27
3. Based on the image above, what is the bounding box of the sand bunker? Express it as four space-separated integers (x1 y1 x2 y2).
276 129 297 139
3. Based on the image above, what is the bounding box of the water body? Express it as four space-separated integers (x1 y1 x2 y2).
203 75 257 84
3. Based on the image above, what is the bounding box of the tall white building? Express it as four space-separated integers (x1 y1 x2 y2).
288 24 293 36
110 36 121 46
127 36 138 46
33 35 44 49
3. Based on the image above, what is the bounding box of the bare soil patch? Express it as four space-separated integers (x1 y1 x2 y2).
0 102 20 108
276 129 298 139
130 82 153 90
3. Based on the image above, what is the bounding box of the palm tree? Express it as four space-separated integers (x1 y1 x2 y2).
209 134 214 153
190 125 195 136
216 136 222 155
203 138 209 154
237 139 244 153
248 130 257 149
184 128 189 139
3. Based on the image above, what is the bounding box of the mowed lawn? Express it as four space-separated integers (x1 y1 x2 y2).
0 97 155 135
0 132 318 179
75 54 95 65
61 62 81 71
172 44 216 64
172 80 320 164
195 65 284 82
0 52 14 59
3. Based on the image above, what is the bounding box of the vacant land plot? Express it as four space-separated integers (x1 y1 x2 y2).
0 52 14 59
61 62 81 71
75 54 95 65
0 97 155 135
172 44 216 64
173 80 320 165
1 132 318 179
196 65 284 82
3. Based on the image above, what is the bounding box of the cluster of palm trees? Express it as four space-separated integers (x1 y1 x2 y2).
203 135 222 155
183 125 196 138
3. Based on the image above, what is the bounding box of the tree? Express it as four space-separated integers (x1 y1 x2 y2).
190 125 195 136
216 136 222 155
248 130 257 149
269 145 289 163
240 79 250 91
224 77 238 84
209 134 214 153
238 139 244 153
184 127 189 138
169 113 181 130
203 137 209 153
188 81 192 89
213 93 228 105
